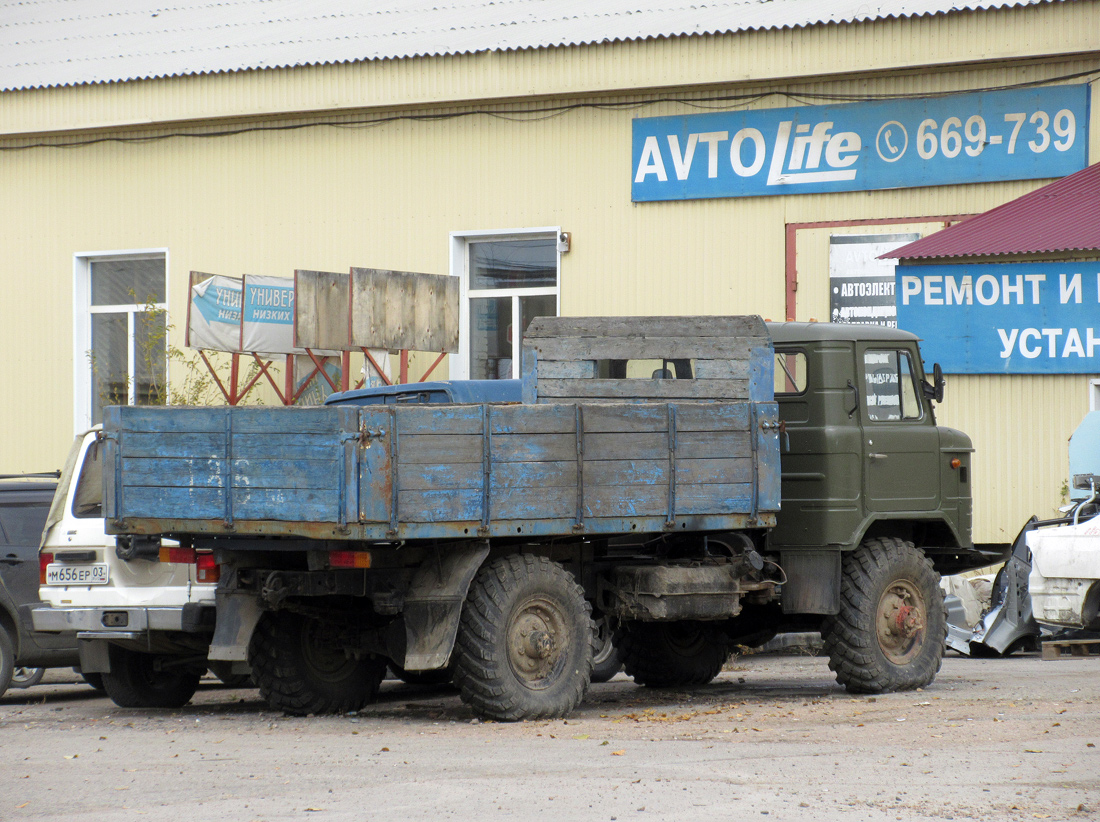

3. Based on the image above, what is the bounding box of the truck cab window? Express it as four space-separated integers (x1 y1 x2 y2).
864 350 922 422
774 351 807 395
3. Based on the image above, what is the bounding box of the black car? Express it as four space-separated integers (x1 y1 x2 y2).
0 473 82 697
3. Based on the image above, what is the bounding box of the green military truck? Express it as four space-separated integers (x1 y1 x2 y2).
40 316 992 719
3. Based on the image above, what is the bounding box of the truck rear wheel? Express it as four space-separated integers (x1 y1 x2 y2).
619 621 729 687
823 538 945 694
249 611 386 716
453 555 594 721
101 646 202 708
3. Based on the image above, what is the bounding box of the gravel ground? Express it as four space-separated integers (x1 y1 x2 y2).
1 651 1097 822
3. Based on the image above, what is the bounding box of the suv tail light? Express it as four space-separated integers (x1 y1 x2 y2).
39 552 53 585
196 553 220 583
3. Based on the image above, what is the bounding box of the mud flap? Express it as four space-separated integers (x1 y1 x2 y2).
401 542 490 671
77 638 111 673
208 591 265 662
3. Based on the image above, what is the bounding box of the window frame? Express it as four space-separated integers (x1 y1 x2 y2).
73 249 169 432
450 228 561 380
861 347 924 423
773 348 809 397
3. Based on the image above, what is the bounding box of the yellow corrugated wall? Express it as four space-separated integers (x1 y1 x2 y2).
0 3 1098 543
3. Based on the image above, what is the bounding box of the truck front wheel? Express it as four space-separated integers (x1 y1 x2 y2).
619 621 729 687
249 611 386 716
823 538 945 694
453 555 594 721
101 646 202 708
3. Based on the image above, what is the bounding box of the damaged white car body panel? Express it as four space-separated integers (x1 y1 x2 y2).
1028 513 1100 630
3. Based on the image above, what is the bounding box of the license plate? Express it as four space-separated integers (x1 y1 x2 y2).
46 563 109 585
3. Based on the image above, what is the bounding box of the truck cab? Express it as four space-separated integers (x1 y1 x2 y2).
767 322 975 569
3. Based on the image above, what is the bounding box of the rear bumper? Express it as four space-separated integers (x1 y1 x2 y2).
31 603 214 635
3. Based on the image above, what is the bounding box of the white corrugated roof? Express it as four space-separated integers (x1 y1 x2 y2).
0 0 1063 92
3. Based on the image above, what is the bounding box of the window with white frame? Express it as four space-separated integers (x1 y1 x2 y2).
453 230 560 380
74 252 168 430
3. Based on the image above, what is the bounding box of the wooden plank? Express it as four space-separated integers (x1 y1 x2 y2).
394 405 483 436
491 433 576 463
493 486 575 520
230 459 339 491
121 486 226 520
580 404 667 434
398 489 482 522
677 483 754 515
230 406 355 435
398 434 483 465
583 485 667 518
694 359 751 380
584 432 668 461
673 403 751 432
530 336 754 362
536 378 749 400
120 432 224 460
489 404 576 435
524 316 768 339
585 459 668 486
230 440 342 461
233 487 340 522
294 270 350 350
534 360 597 379
118 406 225 434
398 462 482 492
350 268 459 353
121 457 225 488
491 461 577 489
675 458 753 485
676 431 752 459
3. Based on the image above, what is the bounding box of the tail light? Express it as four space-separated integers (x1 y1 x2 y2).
159 546 197 564
196 553 220 583
39 552 53 585
329 550 372 569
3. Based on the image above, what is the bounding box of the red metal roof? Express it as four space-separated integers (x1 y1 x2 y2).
884 162 1100 260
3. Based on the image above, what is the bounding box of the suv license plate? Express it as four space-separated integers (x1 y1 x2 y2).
46 563 109 585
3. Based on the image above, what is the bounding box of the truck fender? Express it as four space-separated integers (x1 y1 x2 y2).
400 542 490 671
207 591 265 663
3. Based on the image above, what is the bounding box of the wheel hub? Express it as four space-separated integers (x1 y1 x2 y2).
508 597 567 690
876 581 927 665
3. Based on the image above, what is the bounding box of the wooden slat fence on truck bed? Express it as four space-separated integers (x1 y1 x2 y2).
103 315 780 543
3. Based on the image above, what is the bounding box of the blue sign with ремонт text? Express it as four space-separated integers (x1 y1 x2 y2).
631 85 1089 201
896 261 1100 374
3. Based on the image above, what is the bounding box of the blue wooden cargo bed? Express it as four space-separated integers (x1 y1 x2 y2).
102 316 780 542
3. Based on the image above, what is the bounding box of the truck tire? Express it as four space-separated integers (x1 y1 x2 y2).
249 611 386 716
453 555 594 721
619 621 729 687
101 646 202 708
0 626 15 698
823 538 945 694
590 615 624 684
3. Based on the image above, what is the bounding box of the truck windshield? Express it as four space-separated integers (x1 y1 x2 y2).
864 350 922 422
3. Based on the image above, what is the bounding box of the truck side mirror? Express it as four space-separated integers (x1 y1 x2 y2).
922 363 945 403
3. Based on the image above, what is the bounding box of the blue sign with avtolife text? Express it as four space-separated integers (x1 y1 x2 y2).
896 261 1100 374
632 85 1089 201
